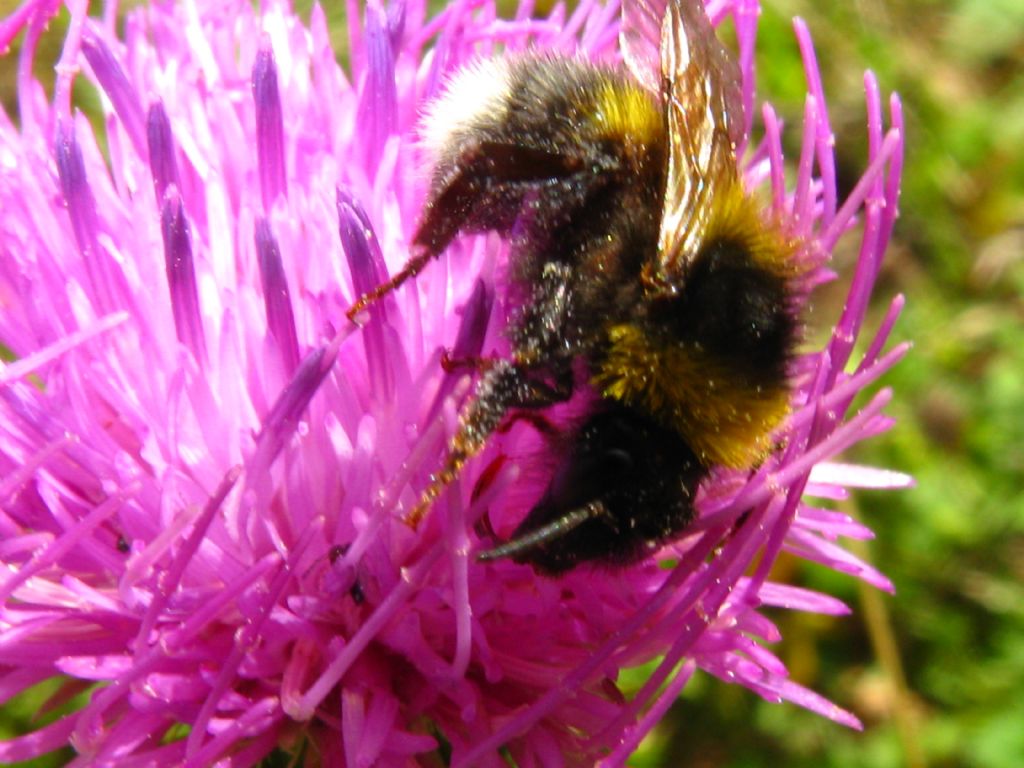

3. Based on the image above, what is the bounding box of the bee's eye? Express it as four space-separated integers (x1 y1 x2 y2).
660 239 792 372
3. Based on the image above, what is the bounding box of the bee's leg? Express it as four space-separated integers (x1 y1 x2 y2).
412 141 588 256
440 349 501 374
346 247 434 320
347 141 588 320
403 359 573 528
403 260 576 529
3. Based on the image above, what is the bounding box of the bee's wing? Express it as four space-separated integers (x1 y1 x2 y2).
620 0 666 94
656 0 744 278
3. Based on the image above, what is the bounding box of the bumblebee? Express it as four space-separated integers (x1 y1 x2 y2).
348 0 801 574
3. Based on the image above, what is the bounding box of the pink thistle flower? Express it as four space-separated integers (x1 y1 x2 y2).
0 0 908 765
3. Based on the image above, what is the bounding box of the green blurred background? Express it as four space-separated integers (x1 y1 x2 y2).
2 0 1022 765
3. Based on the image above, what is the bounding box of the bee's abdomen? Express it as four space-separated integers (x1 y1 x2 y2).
415 56 665 268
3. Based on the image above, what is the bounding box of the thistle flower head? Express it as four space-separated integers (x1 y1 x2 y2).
0 0 907 765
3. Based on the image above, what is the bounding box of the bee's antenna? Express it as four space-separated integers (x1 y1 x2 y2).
475 501 606 563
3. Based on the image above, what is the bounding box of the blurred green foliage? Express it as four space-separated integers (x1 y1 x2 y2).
2 0 1022 766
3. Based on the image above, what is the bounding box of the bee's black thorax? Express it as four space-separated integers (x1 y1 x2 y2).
649 237 795 386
